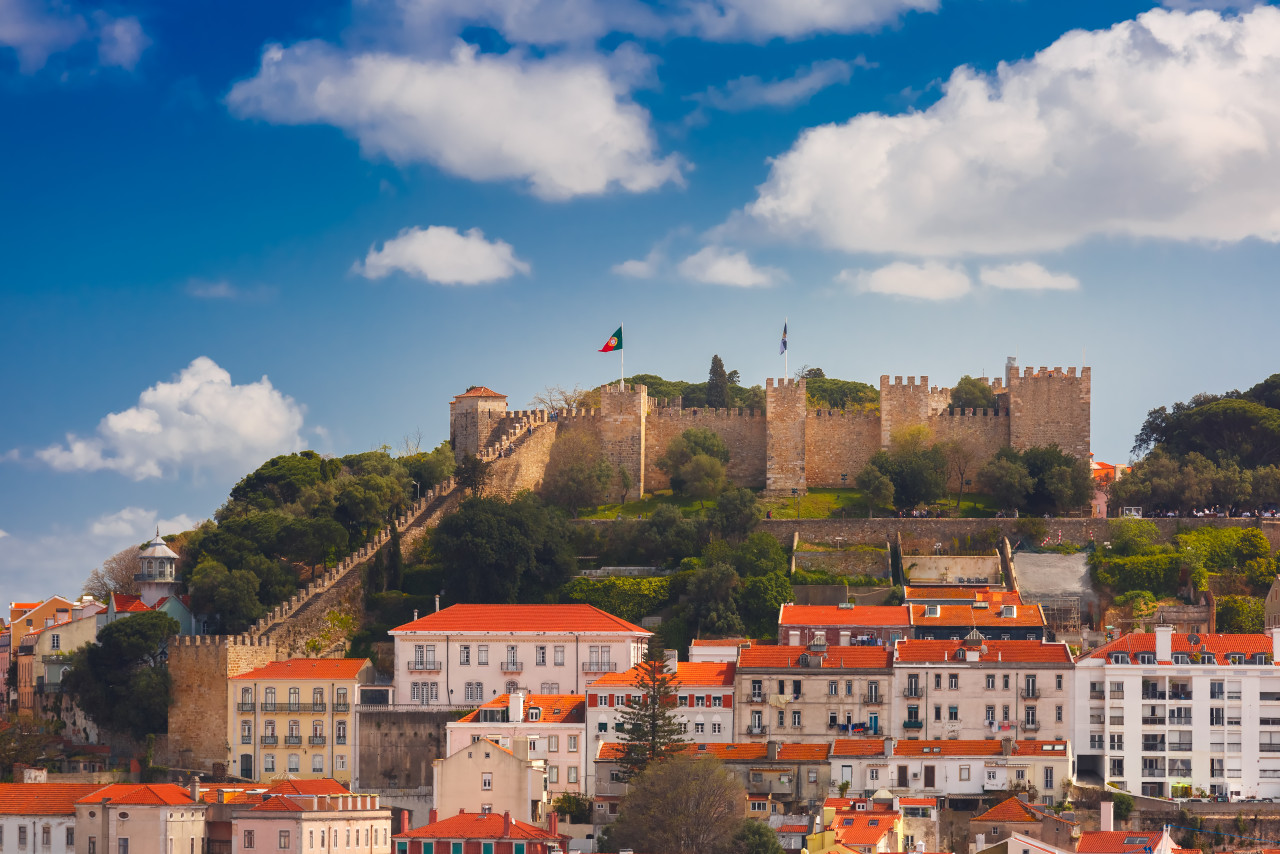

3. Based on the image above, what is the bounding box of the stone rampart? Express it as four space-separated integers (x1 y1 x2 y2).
1009 366 1091 458
355 709 455 792
804 410 880 487
645 405 767 490
766 378 807 494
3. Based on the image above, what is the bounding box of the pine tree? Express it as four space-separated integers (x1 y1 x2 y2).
707 355 729 409
617 640 688 780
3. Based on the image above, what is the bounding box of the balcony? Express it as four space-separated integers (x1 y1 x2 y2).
1142 769 1167 779
1169 743 1193 752
1020 688 1041 700
309 736 326 746
309 703 327 712
1109 717 1126 726
237 703 256 712
1143 741 1167 753
903 687 923 699
260 736 278 746
262 703 279 712
903 720 924 730
335 736 347 745
1089 690 1105 700
1022 721 1041 732
1110 690 1125 699
409 660 441 672
1142 716 1167 726
748 779 794 796
1170 692 1193 701
333 703 350 713
862 694 884 705
284 736 302 746
749 694 764 704
746 725 768 735
1168 717 1192 726
500 661 524 673
1141 690 1167 700
583 661 618 673
1260 744 1280 752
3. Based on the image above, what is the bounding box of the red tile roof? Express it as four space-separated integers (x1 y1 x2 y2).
396 811 559 841
0 784 110 815
231 658 371 680
1076 830 1170 853
904 587 1021 606
457 694 585 724
778 743 830 761
894 740 1005 757
832 812 897 846
831 739 889 757
690 637 751 646
597 742 770 761
897 797 936 807
110 594 151 613
77 784 197 806
453 387 507 399
391 604 649 635
250 795 305 812
910 603 1044 628
589 662 734 687
777 824 808 833
738 645 891 669
1079 632 1277 664
974 796 1075 825
779 605 910 627
894 639 1072 664
265 779 352 796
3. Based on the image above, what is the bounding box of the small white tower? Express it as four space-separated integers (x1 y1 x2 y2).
136 529 180 607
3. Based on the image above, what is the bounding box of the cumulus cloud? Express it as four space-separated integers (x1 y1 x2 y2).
355 225 530 285
227 41 683 201
979 262 1079 292
678 246 781 287
692 59 860 113
37 356 307 480
90 507 197 538
674 0 938 41
745 7 1280 257
0 0 149 73
611 245 665 278
0 529 8 539
840 261 972 300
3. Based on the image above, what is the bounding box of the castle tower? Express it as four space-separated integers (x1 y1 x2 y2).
765 378 807 495
1007 365 1091 459
449 386 509 460
136 530 180 608
599 383 647 501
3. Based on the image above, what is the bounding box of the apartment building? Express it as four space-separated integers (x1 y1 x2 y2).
8 599 74 648
447 693 588 797
778 605 910 647
432 737 548 826
228 659 374 785
389 605 649 709
73 784 207 854
734 644 894 743
970 795 1079 851
586 661 735 743
219 789 391 854
804 799 902 854
394 810 568 854
891 636 1074 741
0 783 106 854
1074 626 1280 799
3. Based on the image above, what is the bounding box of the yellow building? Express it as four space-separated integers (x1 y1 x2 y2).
228 658 374 785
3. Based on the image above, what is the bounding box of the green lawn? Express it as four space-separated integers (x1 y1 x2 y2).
578 487 1003 520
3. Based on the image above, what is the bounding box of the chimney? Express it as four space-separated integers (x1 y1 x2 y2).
1270 627 1280 661
509 691 525 722
189 775 200 803
413 609 418 621
767 740 779 761
1101 798 1114 832
502 811 512 838
427 809 437 826
663 649 678 673
975 833 986 851
435 594 440 613
401 811 411 834
549 809 559 836
1155 625 1173 663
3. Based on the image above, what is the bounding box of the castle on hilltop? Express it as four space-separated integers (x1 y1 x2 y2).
450 357 1090 499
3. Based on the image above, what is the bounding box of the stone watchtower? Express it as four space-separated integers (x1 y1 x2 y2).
599 383 647 502
1005 360 1091 459
136 531 180 608
449 386 509 460
765 378 807 495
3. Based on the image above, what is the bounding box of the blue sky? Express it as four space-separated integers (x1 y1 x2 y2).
3 0 1278 601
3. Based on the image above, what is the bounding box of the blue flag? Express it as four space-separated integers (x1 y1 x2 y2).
779 321 788 355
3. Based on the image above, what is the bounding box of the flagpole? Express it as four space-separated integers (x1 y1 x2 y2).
620 322 624 389
784 316 788 378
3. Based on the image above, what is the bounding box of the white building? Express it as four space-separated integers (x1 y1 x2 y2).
1073 626 1280 799
389 604 649 709
0 783 106 854
586 661 736 743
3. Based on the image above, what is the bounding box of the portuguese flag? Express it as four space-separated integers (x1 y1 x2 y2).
599 326 623 353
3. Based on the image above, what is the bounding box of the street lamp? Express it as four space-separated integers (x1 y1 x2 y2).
791 487 799 518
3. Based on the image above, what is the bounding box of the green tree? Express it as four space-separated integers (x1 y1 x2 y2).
616 465 633 504
62 611 181 740
617 641 689 780
400 441 456 491
681 455 729 508
979 456 1034 511
688 564 745 636
454 455 493 495
855 464 894 517
1111 792 1134 822
709 488 761 541
612 755 744 854
741 572 793 638
659 429 730 472
732 820 786 854
1237 528 1271 564
731 532 787 577
187 557 265 633
0 714 59 774
385 522 404 591
541 429 614 516
950 375 997 410
1217 595 1264 633
938 437 980 509
707 355 729 409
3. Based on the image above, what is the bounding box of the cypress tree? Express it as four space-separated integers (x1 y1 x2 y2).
707 355 729 409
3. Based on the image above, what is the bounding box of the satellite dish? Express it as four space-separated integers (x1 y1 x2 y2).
1187 634 1201 646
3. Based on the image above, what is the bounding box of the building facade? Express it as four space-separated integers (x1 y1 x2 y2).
778 606 910 647
586 661 735 744
432 738 548 827
73 784 207 854
447 693 588 798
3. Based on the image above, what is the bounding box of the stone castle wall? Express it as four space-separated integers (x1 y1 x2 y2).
356 709 454 792
645 406 767 491
1009 366 1091 458
804 410 880 487
765 378 807 494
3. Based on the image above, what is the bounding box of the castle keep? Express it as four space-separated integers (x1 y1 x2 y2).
450 358 1090 498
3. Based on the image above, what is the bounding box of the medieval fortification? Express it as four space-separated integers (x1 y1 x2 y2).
451 357 1092 499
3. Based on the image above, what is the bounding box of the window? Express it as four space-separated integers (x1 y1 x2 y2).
1044 768 1054 790
934 705 941 721
751 679 763 700
289 720 300 738
88 839 94 854
460 645 471 665
1090 734 1104 750
336 720 347 742
482 772 493 790
829 712 838 727
1003 705 1010 721
67 830 74 848
414 644 425 666
712 695 722 707
792 711 801 727
308 833 313 850
241 722 252 744
1056 705 1063 723
313 687 324 707
477 645 489 665
265 687 276 706
567 766 579 784
244 832 255 850
289 687 300 708
750 801 767 813
536 646 546 666
1111 734 1124 751
548 735 558 751
1002 675 1010 690
241 687 252 704
119 842 128 854
778 710 785 727
869 768 879 781
986 675 995 690
829 681 838 695
695 722 705 734
288 754 300 773
335 754 346 770
1110 758 1124 777
41 828 50 848
695 696 706 707
948 674 958 689
549 766 559 783
313 720 324 737
50 634 60 650
264 754 276 772
934 674 942 689
554 645 565 665
792 679 802 697
312 754 324 773
948 706 959 721
846 680 854 696
959 765 970 781
465 682 485 702
907 705 919 723
18 828 25 848
1056 675 1063 690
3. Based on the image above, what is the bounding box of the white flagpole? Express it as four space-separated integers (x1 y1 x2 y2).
620 322 625 389
784 317 788 378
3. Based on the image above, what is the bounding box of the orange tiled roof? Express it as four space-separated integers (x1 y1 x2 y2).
391 604 649 635
831 739 888 757
0 784 110 815
738 645 891 669
832 813 896 846
903 588 1021 606
396 811 559 841
453 387 507 399
778 824 808 833
76 784 197 806
898 797 936 807
779 605 910 627
909 603 1045 628
231 658 370 681
1076 830 1170 853
1080 632 1277 664
250 795 306 812
264 779 351 796
457 694 585 724
690 637 751 646
894 740 1004 757
597 742 768 761
590 661 734 687
894 639 1072 664
778 743 830 761
974 796 1075 825
111 594 151 613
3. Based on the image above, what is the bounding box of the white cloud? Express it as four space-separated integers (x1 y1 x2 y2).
186 279 237 299
674 0 939 41
37 356 307 480
979 262 1079 292
746 7 1280 257
678 246 781 287
611 245 664 278
692 59 859 112
840 261 972 300
355 225 530 285
90 507 197 538
0 529 8 539
0 0 148 73
1161 1 1255 8
227 41 683 201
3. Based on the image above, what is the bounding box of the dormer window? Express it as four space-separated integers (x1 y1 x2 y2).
1172 654 1190 664
1111 653 1130 664
1228 654 1244 665
925 605 940 618
1001 605 1016 618
528 707 541 721
1138 653 1155 665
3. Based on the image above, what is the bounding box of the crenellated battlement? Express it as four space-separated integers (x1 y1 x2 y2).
1016 365 1087 380
807 409 879 420
650 406 763 419
937 408 1009 417
766 377 803 390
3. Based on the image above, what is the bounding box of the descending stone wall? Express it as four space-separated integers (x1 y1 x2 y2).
645 406 767 491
